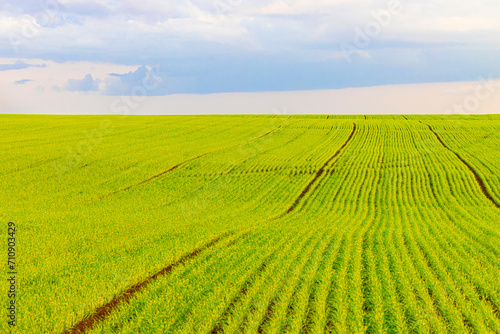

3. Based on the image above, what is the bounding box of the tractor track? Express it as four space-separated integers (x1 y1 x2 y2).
97 126 284 200
422 122 500 209
277 123 357 218
63 233 232 334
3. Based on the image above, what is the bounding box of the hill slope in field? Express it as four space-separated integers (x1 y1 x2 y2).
1 114 500 333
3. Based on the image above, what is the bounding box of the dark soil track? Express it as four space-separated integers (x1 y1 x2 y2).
99 126 284 200
281 123 357 216
423 122 500 209
64 234 231 334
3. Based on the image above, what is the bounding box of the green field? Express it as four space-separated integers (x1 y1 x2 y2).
2 114 500 333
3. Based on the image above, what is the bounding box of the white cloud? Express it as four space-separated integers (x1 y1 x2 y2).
2 0 499 63
63 74 100 92
1 1 499 98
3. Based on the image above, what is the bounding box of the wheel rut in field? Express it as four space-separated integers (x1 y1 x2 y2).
98 126 284 200
63 233 232 334
280 123 357 217
423 122 500 209
153 128 309 212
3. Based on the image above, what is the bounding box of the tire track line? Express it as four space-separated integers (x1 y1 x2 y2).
97 126 285 200
63 233 232 334
278 123 357 218
422 122 500 209
108 232 252 333
149 127 310 212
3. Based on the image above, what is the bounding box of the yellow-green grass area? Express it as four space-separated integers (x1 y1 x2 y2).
1 114 499 333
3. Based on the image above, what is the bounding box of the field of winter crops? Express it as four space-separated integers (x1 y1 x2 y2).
1 114 500 333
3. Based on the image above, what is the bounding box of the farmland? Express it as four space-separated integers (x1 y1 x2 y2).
1 114 500 333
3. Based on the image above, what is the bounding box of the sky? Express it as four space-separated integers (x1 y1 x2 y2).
1 0 500 113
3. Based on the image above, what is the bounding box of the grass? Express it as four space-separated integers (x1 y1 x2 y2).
1 114 499 333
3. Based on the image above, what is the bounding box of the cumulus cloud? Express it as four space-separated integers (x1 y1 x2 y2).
102 65 194 95
63 74 100 92
103 66 156 95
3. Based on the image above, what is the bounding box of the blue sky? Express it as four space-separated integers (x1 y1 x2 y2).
1 0 500 98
